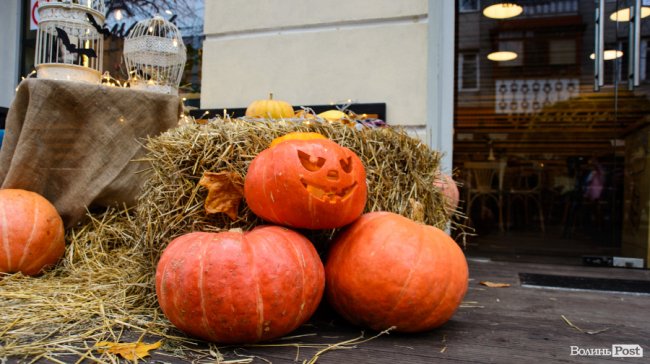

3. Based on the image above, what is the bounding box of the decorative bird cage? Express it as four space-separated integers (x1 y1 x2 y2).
123 16 187 95
35 0 105 83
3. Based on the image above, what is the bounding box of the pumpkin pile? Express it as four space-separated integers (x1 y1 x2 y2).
154 128 467 342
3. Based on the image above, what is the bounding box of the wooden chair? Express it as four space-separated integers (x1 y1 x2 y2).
463 161 507 232
506 165 545 232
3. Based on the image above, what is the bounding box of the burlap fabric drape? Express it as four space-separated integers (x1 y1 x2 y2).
0 78 182 227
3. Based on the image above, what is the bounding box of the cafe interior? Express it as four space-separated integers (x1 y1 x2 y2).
453 0 650 266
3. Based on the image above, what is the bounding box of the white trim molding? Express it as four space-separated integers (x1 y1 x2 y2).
426 0 455 173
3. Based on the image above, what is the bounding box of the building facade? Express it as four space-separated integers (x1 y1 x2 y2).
200 0 454 171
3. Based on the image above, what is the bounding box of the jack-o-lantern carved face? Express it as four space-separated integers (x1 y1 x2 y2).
244 134 367 229
297 148 359 203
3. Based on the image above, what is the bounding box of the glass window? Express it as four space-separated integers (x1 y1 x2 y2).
459 0 480 13
20 0 204 105
459 52 479 91
454 0 650 257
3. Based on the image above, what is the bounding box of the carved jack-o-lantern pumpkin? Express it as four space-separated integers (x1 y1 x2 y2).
244 133 367 229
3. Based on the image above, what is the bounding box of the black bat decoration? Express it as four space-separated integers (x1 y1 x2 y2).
55 27 98 58
86 13 112 38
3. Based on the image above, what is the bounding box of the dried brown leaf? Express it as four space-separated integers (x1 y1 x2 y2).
199 171 244 220
96 340 162 361
479 281 511 288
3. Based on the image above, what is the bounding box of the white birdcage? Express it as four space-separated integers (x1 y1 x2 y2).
35 0 105 83
123 16 187 95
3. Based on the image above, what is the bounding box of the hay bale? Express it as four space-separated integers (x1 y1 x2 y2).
136 118 451 259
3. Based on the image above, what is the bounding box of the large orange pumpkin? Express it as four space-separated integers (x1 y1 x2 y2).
0 189 65 276
325 211 468 332
155 226 325 343
245 93 294 119
244 134 367 229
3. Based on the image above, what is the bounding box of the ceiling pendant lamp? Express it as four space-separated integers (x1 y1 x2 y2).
487 51 518 62
609 6 650 21
483 2 523 19
589 50 624 61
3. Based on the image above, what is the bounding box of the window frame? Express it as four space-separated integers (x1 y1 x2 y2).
458 51 480 92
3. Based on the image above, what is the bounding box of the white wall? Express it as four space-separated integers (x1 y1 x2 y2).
201 0 454 169
201 0 428 126
0 0 21 108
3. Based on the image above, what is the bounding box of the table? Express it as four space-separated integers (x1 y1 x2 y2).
0 78 182 227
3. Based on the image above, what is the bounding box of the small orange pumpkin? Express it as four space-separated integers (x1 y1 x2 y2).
245 93 294 119
317 110 349 122
0 189 65 276
325 212 468 332
434 173 459 215
155 226 325 344
244 133 367 229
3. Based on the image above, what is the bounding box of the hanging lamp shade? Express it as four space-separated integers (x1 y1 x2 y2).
487 40 522 62
589 50 624 61
488 51 518 61
483 2 523 19
609 6 650 21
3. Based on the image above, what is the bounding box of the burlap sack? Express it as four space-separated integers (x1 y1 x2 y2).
0 78 182 227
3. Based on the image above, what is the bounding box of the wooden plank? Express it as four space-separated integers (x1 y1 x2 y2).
16 259 650 363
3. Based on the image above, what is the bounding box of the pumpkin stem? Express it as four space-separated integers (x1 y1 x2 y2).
269 93 273 100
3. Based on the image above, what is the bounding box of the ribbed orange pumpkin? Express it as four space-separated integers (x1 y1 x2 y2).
0 189 65 276
155 226 325 343
245 93 294 119
325 212 468 332
244 134 367 229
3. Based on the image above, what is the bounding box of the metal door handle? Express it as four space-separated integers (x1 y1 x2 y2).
594 0 604 91
628 0 641 90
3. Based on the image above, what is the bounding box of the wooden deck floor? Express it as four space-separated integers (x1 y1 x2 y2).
143 258 650 364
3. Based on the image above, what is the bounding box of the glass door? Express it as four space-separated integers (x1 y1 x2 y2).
454 0 650 264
